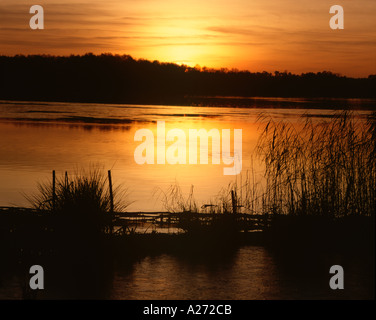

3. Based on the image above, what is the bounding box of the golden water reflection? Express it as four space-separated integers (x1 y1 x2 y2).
0 118 263 211
0 102 372 212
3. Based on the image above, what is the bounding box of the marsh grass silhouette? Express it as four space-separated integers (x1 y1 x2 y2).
154 111 375 252
155 183 199 214
256 111 376 218
254 111 376 255
22 168 130 298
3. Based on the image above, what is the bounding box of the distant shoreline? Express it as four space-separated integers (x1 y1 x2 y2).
1 54 375 104
1 96 376 111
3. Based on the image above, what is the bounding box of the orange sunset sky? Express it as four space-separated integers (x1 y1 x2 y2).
1 0 375 77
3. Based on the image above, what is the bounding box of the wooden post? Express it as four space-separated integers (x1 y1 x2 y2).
108 170 114 234
231 190 237 214
64 171 68 188
52 170 56 211
264 212 269 230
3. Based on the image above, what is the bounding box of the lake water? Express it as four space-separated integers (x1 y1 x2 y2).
0 99 373 212
107 246 374 300
0 99 374 300
0 245 373 300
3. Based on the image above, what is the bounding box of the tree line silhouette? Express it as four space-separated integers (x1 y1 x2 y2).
0 53 375 104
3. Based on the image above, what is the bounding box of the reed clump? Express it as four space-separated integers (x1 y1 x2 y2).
28 169 127 235
256 111 376 217
155 183 198 213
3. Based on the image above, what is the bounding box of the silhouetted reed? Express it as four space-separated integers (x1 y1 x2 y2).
27 168 129 236
256 111 376 217
155 183 198 213
21 168 132 298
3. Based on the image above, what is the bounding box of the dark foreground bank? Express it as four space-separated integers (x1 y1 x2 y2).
0 207 374 299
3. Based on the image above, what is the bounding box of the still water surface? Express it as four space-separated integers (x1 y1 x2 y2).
0 245 372 299
109 246 372 300
0 99 372 212
0 99 374 299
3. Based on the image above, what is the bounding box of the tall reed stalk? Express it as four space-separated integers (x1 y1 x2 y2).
256 111 376 217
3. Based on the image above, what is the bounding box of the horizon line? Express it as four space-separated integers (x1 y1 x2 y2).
1 52 375 79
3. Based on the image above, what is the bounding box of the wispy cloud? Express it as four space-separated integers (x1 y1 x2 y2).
0 0 375 76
